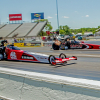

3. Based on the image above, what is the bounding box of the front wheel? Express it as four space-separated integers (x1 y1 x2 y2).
59 53 67 65
59 53 66 59
48 55 56 65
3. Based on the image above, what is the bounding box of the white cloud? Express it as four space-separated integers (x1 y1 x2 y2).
75 11 78 13
85 15 89 17
47 16 53 19
62 16 69 18
82 15 89 17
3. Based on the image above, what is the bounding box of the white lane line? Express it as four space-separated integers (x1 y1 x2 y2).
0 67 100 89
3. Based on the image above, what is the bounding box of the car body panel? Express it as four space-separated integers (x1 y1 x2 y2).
82 43 100 49
5 47 49 63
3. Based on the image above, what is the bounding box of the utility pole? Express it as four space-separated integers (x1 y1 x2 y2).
56 0 59 31
0 18 1 24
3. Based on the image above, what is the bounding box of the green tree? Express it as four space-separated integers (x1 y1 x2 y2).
59 29 65 34
59 25 71 35
98 26 100 29
68 27 97 35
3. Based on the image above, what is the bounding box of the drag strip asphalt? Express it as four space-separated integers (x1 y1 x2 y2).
0 46 100 81
0 57 100 81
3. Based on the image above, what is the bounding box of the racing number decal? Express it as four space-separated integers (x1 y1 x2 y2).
10 52 17 59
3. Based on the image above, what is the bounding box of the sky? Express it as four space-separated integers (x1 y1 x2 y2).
0 0 100 31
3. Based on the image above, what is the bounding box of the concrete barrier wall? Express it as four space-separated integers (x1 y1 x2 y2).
0 67 100 100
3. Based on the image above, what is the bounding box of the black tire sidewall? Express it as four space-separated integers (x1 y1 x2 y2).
48 55 56 64
52 43 60 50
59 53 66 58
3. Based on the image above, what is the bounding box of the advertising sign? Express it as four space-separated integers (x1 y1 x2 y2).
9 14 22 21
14 43 41 47
24 43 41 46
31 13 44 20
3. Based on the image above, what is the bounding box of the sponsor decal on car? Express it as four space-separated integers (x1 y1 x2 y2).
70 44 82 49
10 52 17 59
40 57 47 59
21 56 34 60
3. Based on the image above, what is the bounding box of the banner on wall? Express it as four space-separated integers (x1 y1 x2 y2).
9 14 22 21
14 43 41 47
31 13 44 20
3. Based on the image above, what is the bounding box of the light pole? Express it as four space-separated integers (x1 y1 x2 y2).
56 0 59 31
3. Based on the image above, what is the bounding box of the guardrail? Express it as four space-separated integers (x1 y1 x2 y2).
43 41 53 47
0 67 100 100
86 36 100 40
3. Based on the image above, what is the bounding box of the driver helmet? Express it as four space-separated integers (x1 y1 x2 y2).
56 35 62 41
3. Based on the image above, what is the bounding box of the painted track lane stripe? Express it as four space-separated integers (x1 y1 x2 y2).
0 67 100 90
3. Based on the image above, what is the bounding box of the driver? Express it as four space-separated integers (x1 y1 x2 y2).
65 38 71 49
1 38 9 46
0 38 9 59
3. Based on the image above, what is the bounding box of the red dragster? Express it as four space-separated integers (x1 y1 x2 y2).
53 40 100 50
0 45 77 65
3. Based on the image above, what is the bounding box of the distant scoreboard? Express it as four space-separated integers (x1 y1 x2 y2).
31 13 44 20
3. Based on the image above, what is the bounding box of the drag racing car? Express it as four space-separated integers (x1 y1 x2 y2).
0 45 77 65
52 40 100 50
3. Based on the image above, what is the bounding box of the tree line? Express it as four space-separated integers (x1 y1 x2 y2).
57 25 100 35
35 19 100 36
